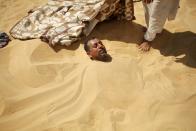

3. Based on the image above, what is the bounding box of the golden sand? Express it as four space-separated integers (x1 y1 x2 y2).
0 0 196 131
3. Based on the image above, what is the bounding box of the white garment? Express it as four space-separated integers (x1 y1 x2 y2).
143 0 180 41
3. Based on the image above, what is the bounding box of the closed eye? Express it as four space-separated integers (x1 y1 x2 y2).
98 41 103 45
93 43 98 48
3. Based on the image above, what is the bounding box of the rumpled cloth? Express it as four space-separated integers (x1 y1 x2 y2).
10 0 134 46
0 32 10 48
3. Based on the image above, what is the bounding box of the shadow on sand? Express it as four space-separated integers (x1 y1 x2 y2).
88 20 196 68
52 20 196 67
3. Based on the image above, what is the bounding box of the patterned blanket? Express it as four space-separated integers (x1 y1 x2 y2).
10 0 134 46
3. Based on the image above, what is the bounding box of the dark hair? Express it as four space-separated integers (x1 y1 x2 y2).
84 40 90 52
84 37 96 52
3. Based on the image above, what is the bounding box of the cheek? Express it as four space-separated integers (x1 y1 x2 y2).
90 49 99 58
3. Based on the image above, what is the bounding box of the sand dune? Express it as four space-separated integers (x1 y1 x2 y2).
0 0 196 131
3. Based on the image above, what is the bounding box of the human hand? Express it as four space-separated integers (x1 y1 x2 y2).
143 0 153 4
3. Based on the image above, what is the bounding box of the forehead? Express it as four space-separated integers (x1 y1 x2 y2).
87 38 102 46
89 39 101 44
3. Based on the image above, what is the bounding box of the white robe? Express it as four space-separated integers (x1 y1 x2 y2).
143 0 180 41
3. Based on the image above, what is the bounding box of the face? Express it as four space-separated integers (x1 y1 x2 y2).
87 38 107 60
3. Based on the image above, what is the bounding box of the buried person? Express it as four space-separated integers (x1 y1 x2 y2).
84 38 110 61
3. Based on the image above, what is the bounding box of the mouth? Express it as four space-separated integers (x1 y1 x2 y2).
97 48 109 61
99 47 107 54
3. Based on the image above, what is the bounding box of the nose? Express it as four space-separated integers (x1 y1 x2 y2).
97 43 104 49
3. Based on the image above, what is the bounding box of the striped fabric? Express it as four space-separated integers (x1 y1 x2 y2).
10 0 134 46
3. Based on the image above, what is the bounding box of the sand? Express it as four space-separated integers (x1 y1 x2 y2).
0 0 196 131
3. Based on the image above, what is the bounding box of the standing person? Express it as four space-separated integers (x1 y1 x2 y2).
138 0 180 51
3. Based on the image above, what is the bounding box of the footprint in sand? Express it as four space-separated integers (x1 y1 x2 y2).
0 96 5 116
157 125 187 131
110 109 127 122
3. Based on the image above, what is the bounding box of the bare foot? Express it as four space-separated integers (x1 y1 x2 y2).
138 41 151 52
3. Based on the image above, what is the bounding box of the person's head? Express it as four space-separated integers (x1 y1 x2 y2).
84 38 109 61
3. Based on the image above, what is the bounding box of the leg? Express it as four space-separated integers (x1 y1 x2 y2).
139 0 169 52
142 1 151 28
138 2 153 52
